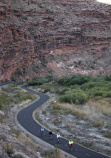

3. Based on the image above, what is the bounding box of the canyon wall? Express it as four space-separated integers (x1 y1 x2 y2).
0 0 111 81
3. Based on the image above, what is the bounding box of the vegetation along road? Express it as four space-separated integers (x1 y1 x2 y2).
16 85 110 158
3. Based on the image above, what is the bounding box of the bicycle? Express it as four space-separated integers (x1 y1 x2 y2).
56 137 60 143
68 144 74 151
40 130 44 136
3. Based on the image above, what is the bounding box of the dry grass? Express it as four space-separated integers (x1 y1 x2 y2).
93 120 104 128
19 134 39 150
18 99 32 108
51 98 111 121
51 103 87 120
92 98 111 115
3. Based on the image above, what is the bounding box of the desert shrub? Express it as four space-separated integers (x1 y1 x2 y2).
57 76 70 85
67 76 88 86
55 88 70 95
43 88 50 93
93 120 104 128
28 76 53 86
105 91 111 97
53 104 62 110
59 92 88 104
105 76 111 81
3 144 14 156
59 94 72 103
103 132 111 138
14 91 35 102
51 104 64 114
93 90 104 97
60 75 91 86
81 82 96 89
11 128 20 137
42 110 47 115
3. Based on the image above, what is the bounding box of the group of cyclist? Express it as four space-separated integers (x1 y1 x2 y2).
40 127 74 150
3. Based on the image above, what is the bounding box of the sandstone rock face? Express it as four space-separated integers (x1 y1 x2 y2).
0 0 111 82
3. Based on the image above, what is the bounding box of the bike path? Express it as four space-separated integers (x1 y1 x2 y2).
17 86 110 158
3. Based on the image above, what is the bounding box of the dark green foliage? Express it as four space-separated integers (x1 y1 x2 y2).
55 88 70 95
105 76 111 81
59 92 88 104
28 76 53 86
43 88 50 93
55 75 111 104
57 75 91 86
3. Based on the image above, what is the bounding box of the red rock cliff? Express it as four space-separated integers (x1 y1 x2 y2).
0 0 111 82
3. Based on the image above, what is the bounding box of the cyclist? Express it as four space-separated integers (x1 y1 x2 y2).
49 131 53 139
56 133 61 143
40 127 44 135
68 139 74 150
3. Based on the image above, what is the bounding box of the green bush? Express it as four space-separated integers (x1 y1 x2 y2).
28 76 53 86
55 88 70 95
105 76 111 81
43 88 50 93
57 75 91 86
59 94 72 103
93 91 104 97
105 91 111 97
27 75 111 105
59 92 88 104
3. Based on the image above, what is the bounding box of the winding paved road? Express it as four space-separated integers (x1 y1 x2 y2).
0 83 110 158
16 85 110 158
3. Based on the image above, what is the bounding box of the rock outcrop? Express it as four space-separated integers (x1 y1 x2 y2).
0 0 111 82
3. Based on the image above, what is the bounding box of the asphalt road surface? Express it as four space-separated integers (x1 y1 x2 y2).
16 85 110 158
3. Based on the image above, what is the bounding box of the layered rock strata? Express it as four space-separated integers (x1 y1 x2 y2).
0 0 111 81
